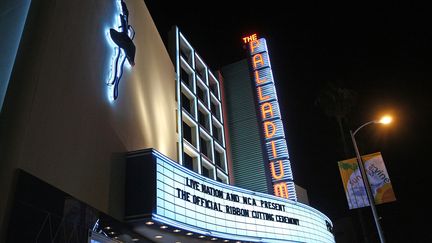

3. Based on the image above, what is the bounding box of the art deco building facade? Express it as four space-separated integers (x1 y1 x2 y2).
0 0 334 242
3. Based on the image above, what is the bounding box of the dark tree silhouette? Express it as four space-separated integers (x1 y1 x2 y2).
314 82 373 243
315 81 357 158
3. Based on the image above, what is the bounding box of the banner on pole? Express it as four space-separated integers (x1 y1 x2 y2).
338 152 396 209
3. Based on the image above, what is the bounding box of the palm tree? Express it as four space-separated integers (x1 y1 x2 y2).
315 82 371 243
315 81 357 158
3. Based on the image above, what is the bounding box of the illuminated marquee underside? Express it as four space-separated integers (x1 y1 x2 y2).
248 38 297 201
125 149 334 243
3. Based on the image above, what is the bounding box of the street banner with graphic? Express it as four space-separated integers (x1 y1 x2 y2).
338 152 396 209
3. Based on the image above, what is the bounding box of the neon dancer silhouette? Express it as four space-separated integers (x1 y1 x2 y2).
107 0 135 100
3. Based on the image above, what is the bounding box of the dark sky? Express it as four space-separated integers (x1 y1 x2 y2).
144 1 431 242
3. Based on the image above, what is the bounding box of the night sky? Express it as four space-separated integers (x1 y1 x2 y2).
144 1 431 242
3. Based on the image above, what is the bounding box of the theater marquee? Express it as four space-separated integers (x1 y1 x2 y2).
125 149 334 242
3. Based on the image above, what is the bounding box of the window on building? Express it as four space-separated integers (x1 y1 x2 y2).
180 59 194 91
214 143 226 172
182 115 198 148
199 131 212 161
197 86 205 103
183 149 199 174
201 159 215 180
183 121 191 142
196 81 208 105
181 93 191 114
202 166 210 178
200 137 208 157
183 152 194 171
180 67 192 88
212 118 223 145
216 170 228 184
215 150 222 168
210 96 222 121
208 71 219 99
181 85 196 118
198 105 210 132
180 49 190 63
195 54 207 82
179 35 193 67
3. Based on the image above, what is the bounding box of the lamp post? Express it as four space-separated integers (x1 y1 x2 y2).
350 115 391 243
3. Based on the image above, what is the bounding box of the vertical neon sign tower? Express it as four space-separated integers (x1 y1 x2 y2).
245 35 297 201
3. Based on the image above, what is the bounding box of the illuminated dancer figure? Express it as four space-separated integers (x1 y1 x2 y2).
108 0 136 100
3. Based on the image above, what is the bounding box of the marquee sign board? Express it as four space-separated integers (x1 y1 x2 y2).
126 149 334 242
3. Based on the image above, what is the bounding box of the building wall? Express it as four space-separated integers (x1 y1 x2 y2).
0 0 177 237
0 0 32 111
221 59 269 194
295 184 310 205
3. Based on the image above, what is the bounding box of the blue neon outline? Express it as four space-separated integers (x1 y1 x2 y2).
106 0 135 101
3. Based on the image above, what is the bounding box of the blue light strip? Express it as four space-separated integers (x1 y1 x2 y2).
0 0 32 112
175 27 183 165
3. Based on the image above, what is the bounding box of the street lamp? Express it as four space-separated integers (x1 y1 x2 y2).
350 115 392 243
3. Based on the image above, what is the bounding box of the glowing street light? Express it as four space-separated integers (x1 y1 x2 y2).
379 116 392 125
350 115 392 243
